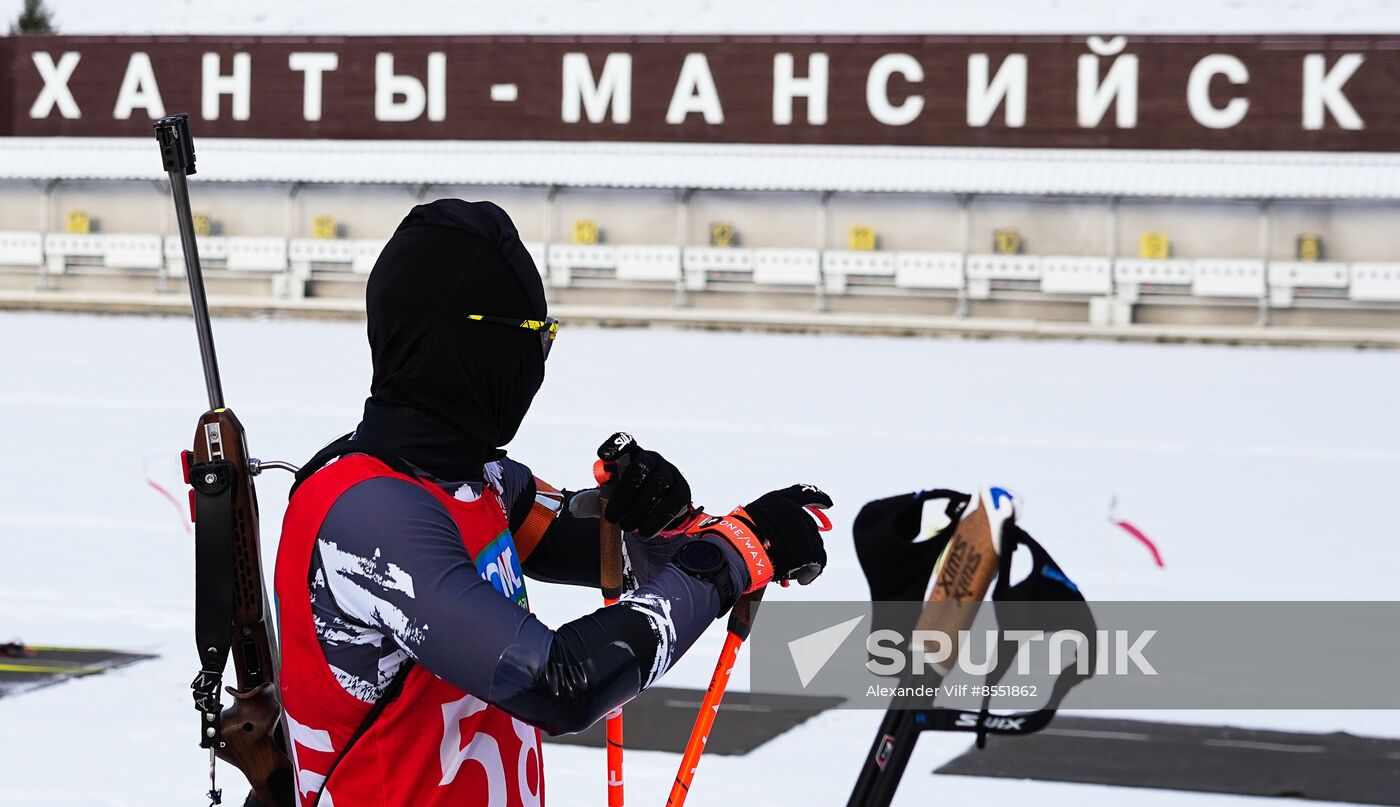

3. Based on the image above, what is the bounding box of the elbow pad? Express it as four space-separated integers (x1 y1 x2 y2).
490 606 658 735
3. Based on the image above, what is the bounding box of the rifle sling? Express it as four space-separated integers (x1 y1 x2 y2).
190 459 237 748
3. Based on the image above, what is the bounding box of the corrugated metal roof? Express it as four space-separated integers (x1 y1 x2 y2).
3 137 1400 200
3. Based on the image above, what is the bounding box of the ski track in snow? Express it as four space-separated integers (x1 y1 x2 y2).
2 310 1398 806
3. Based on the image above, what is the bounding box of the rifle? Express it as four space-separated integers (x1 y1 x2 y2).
155 113 296 807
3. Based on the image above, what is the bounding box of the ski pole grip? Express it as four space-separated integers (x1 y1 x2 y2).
914 495 1000 675
593 458 614 488
596 458 625 601
726 586 765 641
600 520 623 601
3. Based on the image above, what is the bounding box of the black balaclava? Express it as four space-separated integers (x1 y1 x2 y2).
358 199 547 480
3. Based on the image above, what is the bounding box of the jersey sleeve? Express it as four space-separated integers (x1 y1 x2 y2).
315 475 745 735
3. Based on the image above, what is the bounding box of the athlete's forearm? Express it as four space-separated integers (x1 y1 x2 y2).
490 562 729 735
521 489 693 588
318 476 741 735
518 492 602 586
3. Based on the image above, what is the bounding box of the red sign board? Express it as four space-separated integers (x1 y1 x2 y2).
1 34 1396 150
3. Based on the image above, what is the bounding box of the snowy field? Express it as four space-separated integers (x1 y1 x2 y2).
1 310 1398 806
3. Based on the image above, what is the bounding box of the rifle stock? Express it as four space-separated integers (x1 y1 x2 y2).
190 409 293 806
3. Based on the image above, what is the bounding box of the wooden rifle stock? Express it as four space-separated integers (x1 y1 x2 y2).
189 409 293 806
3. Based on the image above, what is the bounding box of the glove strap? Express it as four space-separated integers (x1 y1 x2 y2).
659 506 706 538
686 507 773 591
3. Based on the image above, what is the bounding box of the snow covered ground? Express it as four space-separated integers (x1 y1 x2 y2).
1 310 1398 806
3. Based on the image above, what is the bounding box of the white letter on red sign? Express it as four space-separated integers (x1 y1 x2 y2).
562 52 632 124
1077 36 1137 129
773 53 829 126
1187 54 1250 129
289 52 339 122
28 52 81 120
666 53 724 125
375 53 446 123
202 52 251 121
866 53 924 126
113 52 165 120
966 53 1027 128
1303 53 1364 131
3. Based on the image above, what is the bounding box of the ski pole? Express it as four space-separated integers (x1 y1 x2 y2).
667 501 831 806
593 459 627 807
665 586 764 807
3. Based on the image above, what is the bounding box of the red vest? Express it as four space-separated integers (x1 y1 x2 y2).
275 454 544 807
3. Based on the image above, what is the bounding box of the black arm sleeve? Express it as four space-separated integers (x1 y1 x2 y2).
317 477 743 735
517 489 603 586
517 486 695 589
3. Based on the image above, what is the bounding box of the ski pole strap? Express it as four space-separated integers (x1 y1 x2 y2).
684 508 773 592
909 647 1084 740
934 523 1097 748
311 660 416 807
512 477 564 561
190 458 236 749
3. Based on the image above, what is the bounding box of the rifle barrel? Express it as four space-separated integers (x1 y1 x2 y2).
156 114 224 411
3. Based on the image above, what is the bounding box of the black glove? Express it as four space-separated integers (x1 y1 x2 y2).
738 484 833 585
596 432 693 537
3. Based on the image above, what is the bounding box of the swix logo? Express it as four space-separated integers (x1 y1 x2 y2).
477 532 529 609
611 433 635 452
955 712 1026 731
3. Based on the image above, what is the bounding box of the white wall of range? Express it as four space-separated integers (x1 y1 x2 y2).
4 230 1398 319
